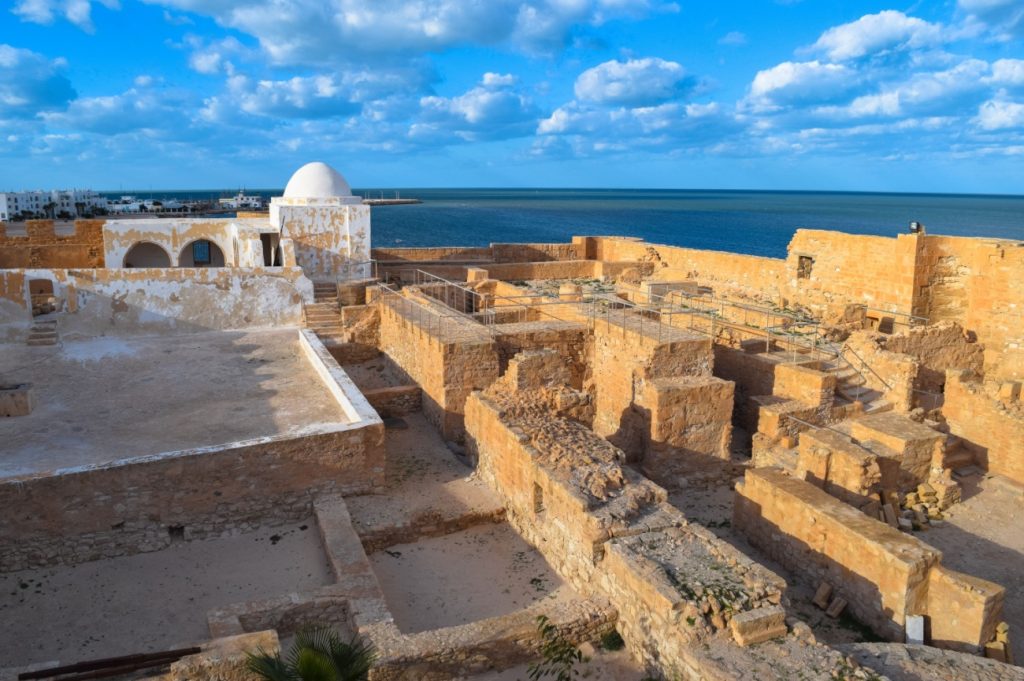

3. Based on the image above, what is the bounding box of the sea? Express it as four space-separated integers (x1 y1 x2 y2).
101 188 1024 260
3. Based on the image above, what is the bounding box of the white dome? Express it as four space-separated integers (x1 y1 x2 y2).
283 161 352 199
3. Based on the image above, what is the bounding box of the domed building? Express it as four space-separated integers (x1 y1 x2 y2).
271 161 371 282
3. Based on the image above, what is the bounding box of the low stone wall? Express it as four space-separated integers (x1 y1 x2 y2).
734 467 1004 649
0 423 383 573
838 642 1024 681
368 597 616 681
795 428 893 507
944 370 1024 484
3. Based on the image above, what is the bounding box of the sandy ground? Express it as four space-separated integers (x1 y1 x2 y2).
369 523 578 634
0 330 345 478
0 519 331 669
923 472 1024 663
464 644 648 680
341 355 413 391
346 412 504 541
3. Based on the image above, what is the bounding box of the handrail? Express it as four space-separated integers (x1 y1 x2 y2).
838 343 893 392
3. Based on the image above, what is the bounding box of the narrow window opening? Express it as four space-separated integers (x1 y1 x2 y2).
168 525 185 542
533 483 545 514
797 255 814 280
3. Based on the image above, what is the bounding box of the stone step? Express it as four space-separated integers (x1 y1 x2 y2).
305 312 340 321
27 337 57 346
305 302 338 312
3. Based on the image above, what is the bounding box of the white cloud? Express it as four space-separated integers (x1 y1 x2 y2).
145 0 675 64
0 44 76 119
747 61 859 111
574 58 692 106
185 36 249 75
988 59 1024 86
718 31 747 46
975 98 1024 130
810 10 943 61
12 0 120 33
40 85 190 134
414 72 538 141
958 0 1024 39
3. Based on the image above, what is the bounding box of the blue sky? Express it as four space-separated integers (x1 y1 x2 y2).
1 0 1023 192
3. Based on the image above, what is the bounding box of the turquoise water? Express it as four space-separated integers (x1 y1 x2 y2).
102 188 1024 259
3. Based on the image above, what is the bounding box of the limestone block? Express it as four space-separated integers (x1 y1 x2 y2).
905 614 925 645
729 605 787 646
0 383 34 417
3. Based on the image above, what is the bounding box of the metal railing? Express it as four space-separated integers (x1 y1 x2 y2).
335 259 378 283
374 282 468 339
858 304 928 330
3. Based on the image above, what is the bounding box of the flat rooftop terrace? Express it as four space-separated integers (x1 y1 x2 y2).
0 329 348 480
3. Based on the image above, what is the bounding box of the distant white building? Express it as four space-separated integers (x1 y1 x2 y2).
0 189 108 222
218 191 266 210
107 196 186 214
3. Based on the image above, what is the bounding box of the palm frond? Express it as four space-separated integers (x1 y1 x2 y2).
246 648 295 681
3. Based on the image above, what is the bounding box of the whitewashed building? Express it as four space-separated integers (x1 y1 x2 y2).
0 189 108 222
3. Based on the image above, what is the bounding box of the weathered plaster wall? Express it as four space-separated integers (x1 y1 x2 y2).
103 218 270 268
0 267 312 342
273 202 371 281
0 220 104 268
944 370 1024 484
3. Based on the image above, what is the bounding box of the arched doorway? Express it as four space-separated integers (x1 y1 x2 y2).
179 239 226 267
123 242 172 268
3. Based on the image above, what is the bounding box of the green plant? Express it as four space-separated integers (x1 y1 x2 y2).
246 626 376 681
528 615 587 681
597 629 625 651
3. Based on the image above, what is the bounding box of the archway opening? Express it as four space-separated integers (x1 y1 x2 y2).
123 242 172 268
179 239 225 267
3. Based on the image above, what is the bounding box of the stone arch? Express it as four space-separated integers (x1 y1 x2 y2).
179 239 226 267
123 242 172 268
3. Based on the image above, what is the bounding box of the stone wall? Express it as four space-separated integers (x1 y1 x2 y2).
0 424 384 573
881 321 983 394
0 267 312 342
917 236 1024 380
462 371 871 680
734 467 1004 648
944 370 1024 484
376 297 499 439
0 220 105 268
787 230 922 317
795 428 893 507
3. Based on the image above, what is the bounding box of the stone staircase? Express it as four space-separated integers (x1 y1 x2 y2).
831 362 893 415
27 318 59 347
304 283 347 346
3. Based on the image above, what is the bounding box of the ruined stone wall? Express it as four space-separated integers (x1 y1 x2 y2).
376 300 499 439
927 565 1005 652
491 242 582 262
372 246 493 262
589 237 786 306
918 236 1024 380
0 220 104 268
590 320 713 456
944 370 1024 484
787 230 921 317
492 322 588 388
362 386 422 417
795 429 892 507
844 331 918 412
465 383 843 680
0 424 385 573
735 468 1004 649
0 267 312 342
881 322 983 394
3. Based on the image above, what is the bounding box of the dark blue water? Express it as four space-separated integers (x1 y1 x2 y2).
102 188 1024 259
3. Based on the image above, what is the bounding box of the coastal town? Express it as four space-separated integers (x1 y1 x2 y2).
0 161 1021 681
